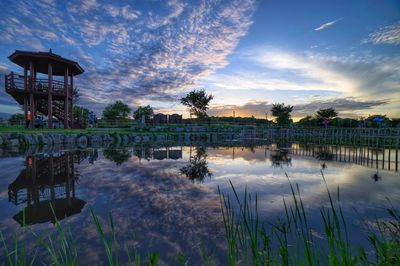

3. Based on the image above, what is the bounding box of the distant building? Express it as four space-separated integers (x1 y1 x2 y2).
154 113 168 124
169 113 182 124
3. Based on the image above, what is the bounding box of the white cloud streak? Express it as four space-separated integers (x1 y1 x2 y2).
314 18 341 31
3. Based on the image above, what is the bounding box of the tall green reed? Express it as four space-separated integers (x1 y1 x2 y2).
217 173 399 265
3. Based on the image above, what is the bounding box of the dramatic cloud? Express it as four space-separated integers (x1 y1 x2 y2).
363 22 400 45
1 1 398 118
0 0 255 115
209 98 389 118
205 48 400 102
314 18 341 31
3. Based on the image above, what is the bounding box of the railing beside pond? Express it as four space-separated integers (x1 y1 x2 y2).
291 144 399 172
238 128 399 172
241 128 400 147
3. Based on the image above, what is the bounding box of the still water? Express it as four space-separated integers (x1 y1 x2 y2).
0 143 399 264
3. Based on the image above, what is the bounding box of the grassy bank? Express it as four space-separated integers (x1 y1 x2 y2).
1 174 399 265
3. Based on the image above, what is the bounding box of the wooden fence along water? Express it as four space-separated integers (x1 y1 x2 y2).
290 144 398 172
240 128 400 172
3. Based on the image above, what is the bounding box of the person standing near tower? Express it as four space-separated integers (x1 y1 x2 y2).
26 110 32 128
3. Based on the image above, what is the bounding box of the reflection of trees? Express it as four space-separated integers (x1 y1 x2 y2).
88 149 99 164
242 144 256 153
134 147 152 161
103 148 131 165
315 147 334 161
180 146 212 183
270 149 292 168
275 140 292 150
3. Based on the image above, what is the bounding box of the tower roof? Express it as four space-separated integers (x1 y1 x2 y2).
8 50 84 76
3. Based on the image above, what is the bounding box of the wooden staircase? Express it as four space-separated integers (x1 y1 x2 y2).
36 99 72 127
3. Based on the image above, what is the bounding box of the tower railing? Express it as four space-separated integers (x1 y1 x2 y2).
5 72 72 96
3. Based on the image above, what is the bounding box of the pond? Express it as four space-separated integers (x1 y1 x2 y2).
0 142 399 264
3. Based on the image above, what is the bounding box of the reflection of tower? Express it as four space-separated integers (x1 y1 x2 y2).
8 153 85 226
88 149 99 164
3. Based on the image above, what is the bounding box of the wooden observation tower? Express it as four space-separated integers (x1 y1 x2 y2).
5 50 84 128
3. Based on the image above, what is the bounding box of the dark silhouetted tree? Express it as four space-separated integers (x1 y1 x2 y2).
73 87 81 105
180 89 213 118
103 148 131 165
8 113 24 124
298 115 318 127
73 106 90 119
133 105 154 121
271 103 293 126
73 106 90 127
316 108 338 120
102 101 131 120
390 118 400 127
366 114 390 127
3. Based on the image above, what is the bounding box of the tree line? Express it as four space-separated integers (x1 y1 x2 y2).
99 91 399 128
100 89 214 122
5 88 399 128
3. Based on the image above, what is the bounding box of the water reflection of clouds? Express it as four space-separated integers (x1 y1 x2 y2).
0 145 399 264
206 149 400 223
202 146 400 249
72 155 225 264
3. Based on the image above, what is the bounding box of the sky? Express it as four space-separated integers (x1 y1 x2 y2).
0 0 399 119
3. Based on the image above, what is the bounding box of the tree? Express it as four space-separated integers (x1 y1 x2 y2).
73 87 81 105
297 115 318 127
102 101 131 120
73 106 90 128
133 105 154 121
366 115 390 128
104 148 131 165
8 113 24 124
180 89 213 118
331 117 358 128
390 118 400 128
271 103 293 126
316 108 338 120
73 106 90 119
